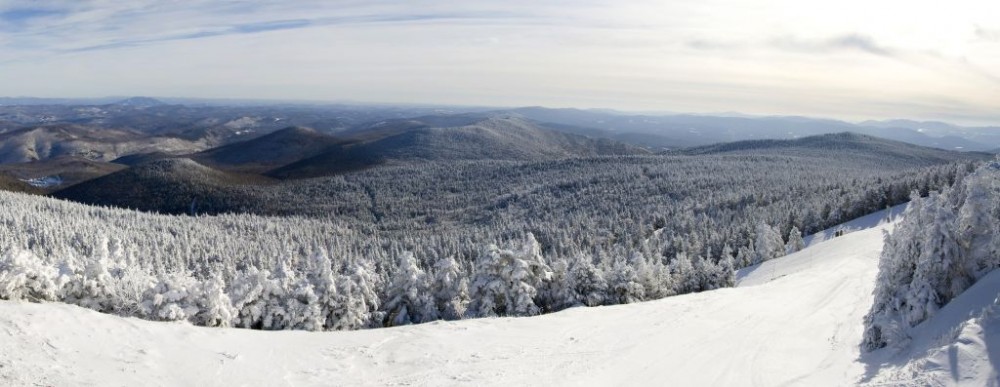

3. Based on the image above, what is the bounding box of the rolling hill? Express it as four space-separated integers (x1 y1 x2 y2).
0 172 41 194
680 132 991 166
0 156 126 192
501 107 1000 151
271 116 650 179
52 158 275 215
0 124 207 164
191 126 351 173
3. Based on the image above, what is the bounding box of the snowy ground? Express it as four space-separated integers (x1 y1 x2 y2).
1 209 997 386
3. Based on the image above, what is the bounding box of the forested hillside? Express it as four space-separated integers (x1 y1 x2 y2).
0 135 984 330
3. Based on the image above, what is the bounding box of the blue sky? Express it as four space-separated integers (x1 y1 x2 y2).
1 0 999 124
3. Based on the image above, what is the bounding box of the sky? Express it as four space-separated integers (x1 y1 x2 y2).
1 0 999 125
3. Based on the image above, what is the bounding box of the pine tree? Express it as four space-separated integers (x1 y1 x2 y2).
754 223 785 264
467 234 552 317
785 226 805 254
431 255 469 320
382 252 435 326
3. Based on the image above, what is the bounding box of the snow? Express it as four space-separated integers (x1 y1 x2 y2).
21 175 63 188
863 269 1000 386
1 212 996 386
802 202 907 247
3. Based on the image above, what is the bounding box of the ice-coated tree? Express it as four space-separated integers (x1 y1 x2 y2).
334 259 381 330
61 246 115 312
540 257 575 311
431 254 469 320
957 166 1000 279
865 163 1000 351
717 253 736 288
736 244 755 268
671 252 699 294
754 223 785 264
785 226 805 254
305 248 340 329
568 256 607 307
382 252 436 326
467 233 552 317
0 249 60 302
632 253 661 299
228 267 283 329
142 272 200 322
863 193 926 351
191 276 237 328
283 274 323 331
908 193 962 321
108 265 155 316
608 253 645 304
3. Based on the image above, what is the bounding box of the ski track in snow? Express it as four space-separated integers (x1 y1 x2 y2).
0 213 993 386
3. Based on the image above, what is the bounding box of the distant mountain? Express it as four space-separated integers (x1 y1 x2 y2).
0 124 207 164
271 116 650 179
0 97 123 106
0 172 41 194
0 156 126 192
497 107 1000 151
52 158 274 215
113 97 168 108
859 119 1000 151
681 132 991 166
192 126 350 173
111 151 176 166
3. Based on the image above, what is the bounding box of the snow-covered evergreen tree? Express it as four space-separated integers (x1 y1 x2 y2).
785 226 805 254
467 234 552 317
382 252 436 326
567 256 607 307
430 255 469 320
0 249 60 302
753 223 785 264
865 162 1000 351
608 253 645 304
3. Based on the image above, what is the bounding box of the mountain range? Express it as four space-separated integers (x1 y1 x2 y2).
0 98 996 204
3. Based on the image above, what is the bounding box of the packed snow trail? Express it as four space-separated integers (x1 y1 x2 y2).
0 220 917 386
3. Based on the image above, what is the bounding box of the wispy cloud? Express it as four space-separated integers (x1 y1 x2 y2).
684 38 744 51
65 18 315 52
0 7 68 23
2 2 548 55
770 34 896 57
976 26 1000 42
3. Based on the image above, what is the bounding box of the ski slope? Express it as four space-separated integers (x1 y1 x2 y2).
1 210 996 386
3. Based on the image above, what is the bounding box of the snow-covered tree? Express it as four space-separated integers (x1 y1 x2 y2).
431 255 469 320
865 163 1000 351
467 234 552 317
608 253 645 304
334 259 381 330
0 249 60 302
754 223 785 264
567 256 607 307
382 252 436 326
785 226 805 254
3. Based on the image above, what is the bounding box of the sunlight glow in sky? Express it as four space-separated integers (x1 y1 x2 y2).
1 0 999 124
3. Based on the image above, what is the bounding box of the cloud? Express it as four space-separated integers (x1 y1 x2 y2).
976 26 1000 42
65 18 316 52
1 1 549 56
0 7 68 22
684 38 743 51
770 33 896 57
